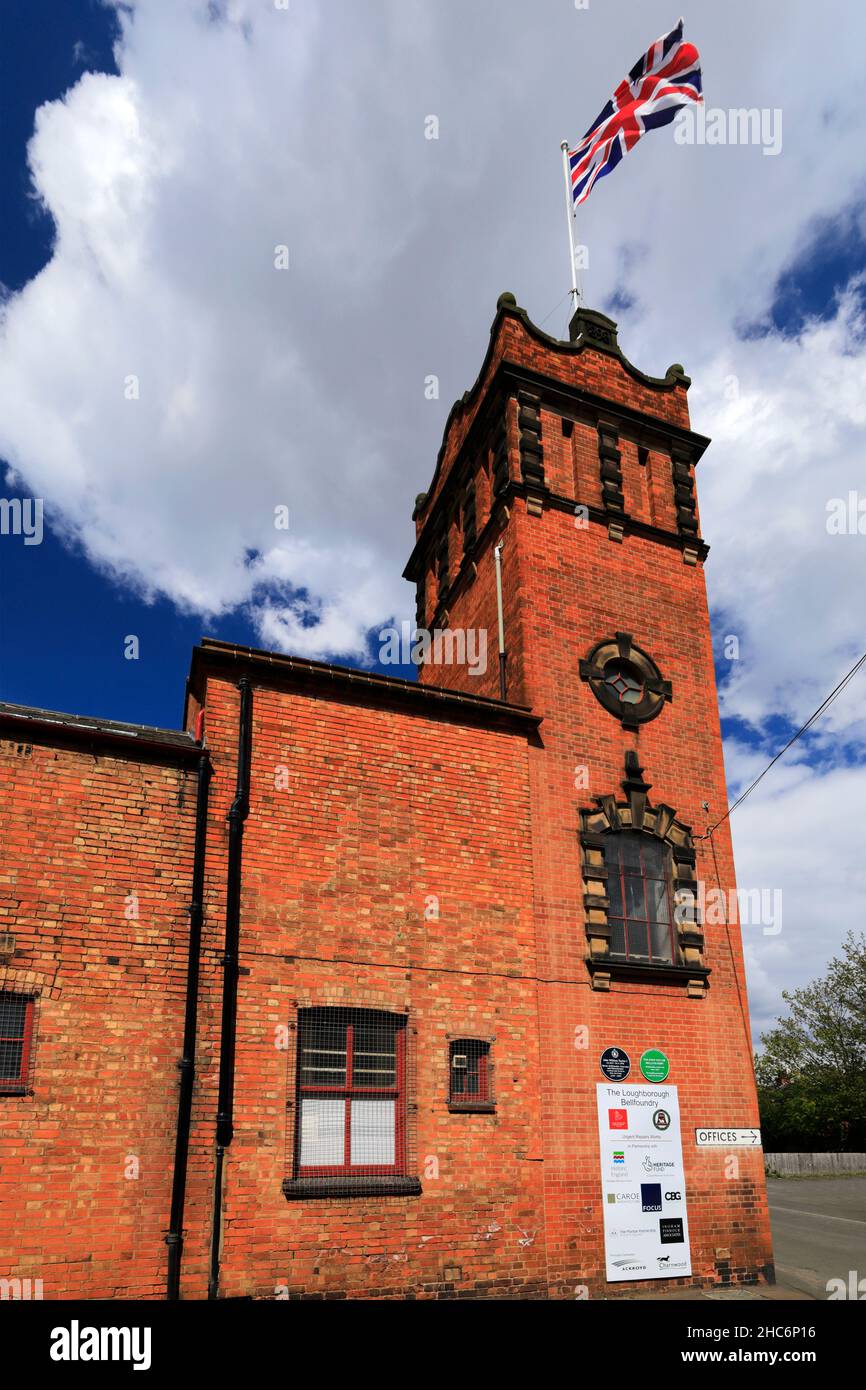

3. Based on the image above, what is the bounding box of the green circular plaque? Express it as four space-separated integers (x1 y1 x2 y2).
640 1048 670 1083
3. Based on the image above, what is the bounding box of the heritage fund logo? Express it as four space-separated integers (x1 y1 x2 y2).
49 1320 152 1371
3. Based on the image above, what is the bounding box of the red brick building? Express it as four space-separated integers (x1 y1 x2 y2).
0 296 773 1300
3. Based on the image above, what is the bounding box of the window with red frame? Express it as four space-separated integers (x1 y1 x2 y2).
295 1008 407 1176
605 830 675 964
0 992 35 1094
449 1038 493 1109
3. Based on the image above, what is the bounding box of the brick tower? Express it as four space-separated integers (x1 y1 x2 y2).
405 293 774 1294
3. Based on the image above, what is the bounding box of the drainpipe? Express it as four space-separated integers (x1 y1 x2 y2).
208 677 253 1301
165 741 212 1299
494 540 507 700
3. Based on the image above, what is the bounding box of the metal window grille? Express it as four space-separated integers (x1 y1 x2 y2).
449 1038 493 1107
0 992 36 1095
292 1008 410 1179
605 830 675 964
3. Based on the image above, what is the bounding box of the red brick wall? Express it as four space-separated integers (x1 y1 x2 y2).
190 674 545 1300
0 736 197 1298
412 311 773 1296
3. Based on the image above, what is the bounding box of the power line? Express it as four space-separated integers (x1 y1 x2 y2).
702 647 866 838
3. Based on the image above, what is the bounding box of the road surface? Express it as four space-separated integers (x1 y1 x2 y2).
767 1175 866 1298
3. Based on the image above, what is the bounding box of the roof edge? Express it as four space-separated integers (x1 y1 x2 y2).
189 639 541 733
0 701 200 763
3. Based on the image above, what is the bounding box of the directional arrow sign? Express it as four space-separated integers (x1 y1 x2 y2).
695 1128 762 1148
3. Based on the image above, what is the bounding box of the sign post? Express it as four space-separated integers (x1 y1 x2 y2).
596 1082 692 1282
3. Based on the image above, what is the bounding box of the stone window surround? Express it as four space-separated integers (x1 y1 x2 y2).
579 752 708 996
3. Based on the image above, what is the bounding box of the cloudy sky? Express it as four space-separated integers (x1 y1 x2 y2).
1 0 864 1038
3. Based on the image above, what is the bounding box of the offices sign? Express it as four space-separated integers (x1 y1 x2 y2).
695 1128 762 1148
596 1082 692 1282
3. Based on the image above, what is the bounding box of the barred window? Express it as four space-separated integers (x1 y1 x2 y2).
448 1038 494 1111
295 1008 407 1176
605 830 675 964
0 993 35 1095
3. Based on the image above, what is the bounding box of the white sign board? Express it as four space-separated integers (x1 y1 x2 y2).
695 1128 761 1148
596 1082 692 1282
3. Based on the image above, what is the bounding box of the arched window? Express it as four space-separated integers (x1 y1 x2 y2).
579 751 707 994
605 831 675 965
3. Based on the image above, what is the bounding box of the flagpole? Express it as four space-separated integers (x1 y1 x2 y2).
560 139 580 311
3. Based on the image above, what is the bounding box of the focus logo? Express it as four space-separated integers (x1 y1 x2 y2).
640 1182 662 1212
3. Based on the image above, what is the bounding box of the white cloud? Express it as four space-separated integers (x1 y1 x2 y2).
730 762 866 1039
1 0 866 1020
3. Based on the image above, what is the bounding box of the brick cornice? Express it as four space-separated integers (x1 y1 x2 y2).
406 355 711 572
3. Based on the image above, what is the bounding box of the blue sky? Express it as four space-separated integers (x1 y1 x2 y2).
1 0 865 1033
0 1 858 729
0 0 417 727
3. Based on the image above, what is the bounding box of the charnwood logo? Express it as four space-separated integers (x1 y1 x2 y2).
49 1320 152 1371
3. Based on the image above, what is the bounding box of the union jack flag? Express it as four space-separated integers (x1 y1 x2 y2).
568 18 702 209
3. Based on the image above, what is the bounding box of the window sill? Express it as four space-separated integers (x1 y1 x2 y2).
448 1101 496 1114
588 958 710 989
282 1176 422 1201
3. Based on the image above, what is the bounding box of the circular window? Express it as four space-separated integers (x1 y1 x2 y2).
579 634 671 726
602 660 644 706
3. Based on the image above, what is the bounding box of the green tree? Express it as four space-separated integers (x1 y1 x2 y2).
755 932 866 1151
